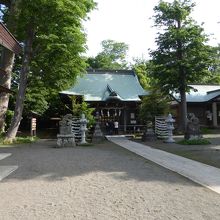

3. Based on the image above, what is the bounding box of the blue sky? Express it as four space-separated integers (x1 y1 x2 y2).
83 0 220 61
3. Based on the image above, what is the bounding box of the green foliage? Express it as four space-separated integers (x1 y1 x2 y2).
200 45 220 84
132 58 153 90
177 138 211 145
200 127 213 134
150 0 212 93
4 0 96 118
0 136 38 145
139 91 170 123
71 96 95 127
131 59 170 124
150 0 213 131
4 110 14 130
78 143 94 147
87 39 129 69
24 84 48 115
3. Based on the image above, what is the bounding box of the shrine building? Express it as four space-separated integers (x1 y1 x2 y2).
60 69 148 133
172 84 220 128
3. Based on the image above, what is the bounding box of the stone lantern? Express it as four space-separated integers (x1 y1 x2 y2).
80 113 88 144
164 113 175 143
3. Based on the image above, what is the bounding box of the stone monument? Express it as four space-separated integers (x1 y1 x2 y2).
142 121 157 142
57 114 76 147
92 112 104 143
185 113 202 140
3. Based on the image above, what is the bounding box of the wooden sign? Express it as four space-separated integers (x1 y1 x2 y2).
31 118 37 136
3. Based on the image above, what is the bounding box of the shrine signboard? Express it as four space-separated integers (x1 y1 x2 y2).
31 118 37 136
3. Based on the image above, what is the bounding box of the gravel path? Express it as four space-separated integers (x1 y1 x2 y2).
0 140 220 220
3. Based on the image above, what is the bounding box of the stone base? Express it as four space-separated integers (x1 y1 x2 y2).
142 129 157 142
57 134 76 147
164 138 175 143
185 133 203 140
92 136 105 143
188 135 203 140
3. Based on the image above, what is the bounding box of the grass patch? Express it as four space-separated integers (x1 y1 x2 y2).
78 143 94 147
157 136 167 140
132 136 142 140
200 127 213 134
177 138 211 145
0 135 38 145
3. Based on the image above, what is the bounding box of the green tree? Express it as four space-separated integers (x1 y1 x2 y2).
139 92 170 124
87 39 129 69
3 0 95 141
71 96 95 127
150 0 212 132
131 58 170 124
201 45 220 84
132 58 153 89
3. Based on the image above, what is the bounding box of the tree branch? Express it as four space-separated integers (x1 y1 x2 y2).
0 0 10 7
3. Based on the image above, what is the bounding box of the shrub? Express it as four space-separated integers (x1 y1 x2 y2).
1 136 38 145
200 127 213 134
5 110 14 130
138 91 170 124
71 96 95 128
177 139 211 145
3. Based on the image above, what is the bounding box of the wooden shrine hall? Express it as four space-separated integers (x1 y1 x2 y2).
60 69 148 133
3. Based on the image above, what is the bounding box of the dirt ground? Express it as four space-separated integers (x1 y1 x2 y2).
0 139 220 220
138 134 220 169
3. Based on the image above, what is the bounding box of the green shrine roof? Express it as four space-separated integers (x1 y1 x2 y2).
173 85 220 102
60 70 148 102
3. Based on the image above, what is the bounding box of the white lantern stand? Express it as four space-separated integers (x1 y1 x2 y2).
80 113 88 144
164 113 175 143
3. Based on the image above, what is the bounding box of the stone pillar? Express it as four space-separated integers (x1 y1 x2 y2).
80 113 87 144
212 102 218 127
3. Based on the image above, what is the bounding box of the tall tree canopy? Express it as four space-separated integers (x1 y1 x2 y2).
20 0 95 117
0 0 96 140
150 0 212 131
201 45 220 84
87 39 129 69
131 58 170 124
132 58 154 90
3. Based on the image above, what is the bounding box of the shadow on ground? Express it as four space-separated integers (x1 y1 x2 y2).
138 134 220 169
0 139 207 190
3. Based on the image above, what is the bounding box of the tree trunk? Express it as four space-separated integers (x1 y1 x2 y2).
179 87 187 132
176 19 187 133
0 0 19 132
0 50 15 132
5 24 34 142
